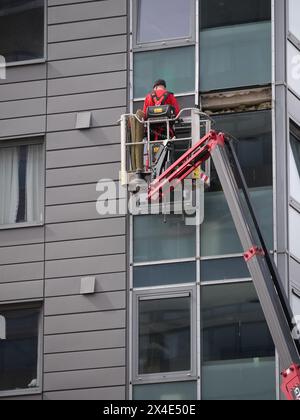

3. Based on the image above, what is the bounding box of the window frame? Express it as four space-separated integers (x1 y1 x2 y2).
0 136 45 230
2 0 47 67
287 0 300 51
0 302 43 398
132 286 197 384
132 0 196 52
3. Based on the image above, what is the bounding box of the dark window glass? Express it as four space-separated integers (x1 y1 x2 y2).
200 0 271 92
0 307 40 392
0 143 43 225
201 111 273 256
134 381 197 401
0 0 45 63
134 46 195 98
137 0 193 44
201 0 271 29
134 262 196 288
201 283 276 400
139 296 191 374
201 257 250 282
134 214 196 263
291 121 300 176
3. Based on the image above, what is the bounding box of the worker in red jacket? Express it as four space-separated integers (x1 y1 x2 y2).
143 79 180 117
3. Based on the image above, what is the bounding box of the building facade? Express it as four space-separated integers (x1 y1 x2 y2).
0 0 299 400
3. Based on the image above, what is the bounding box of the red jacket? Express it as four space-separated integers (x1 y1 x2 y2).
143 88 180 117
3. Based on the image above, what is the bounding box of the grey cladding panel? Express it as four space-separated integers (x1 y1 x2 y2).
44 309 126 335
46 126 120 150
46 144 120 169
45 291 126 316
45 254 126 278
45 218 125 242
0 116 46 138
44 348 125 373
49 16 127 43
48 0 127 24
46 236 125 260
43 386 125 401
48 36 127 61
0 243 44 265
46 202 123 224
48 54 126 79
0 227 44 247
0 280 44 303
48 72 126 96
47 183 104 206
0 394 43 401
44 367 125 392
0 81 46 102
44 329 125 353
0 99 46 120
46 107 125 132
47 89 127 114
0 64 46 85
46 162 120 187
45 272 126 298
0 262 44 284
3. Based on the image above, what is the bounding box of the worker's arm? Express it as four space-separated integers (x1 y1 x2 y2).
143 94 151 116
169 94 180 117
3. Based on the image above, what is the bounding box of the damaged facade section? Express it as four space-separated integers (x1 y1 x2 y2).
201 87 272 115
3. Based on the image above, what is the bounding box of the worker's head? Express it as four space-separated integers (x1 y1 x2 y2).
153 79 167 91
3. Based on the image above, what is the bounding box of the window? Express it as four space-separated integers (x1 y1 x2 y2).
292 289 300 318
134 289 196 382
290 120 300 204
0 305 40 394
134 381 197 401
134 262 196 288
288 42 300 99
133 214 196 263
200 0 272 92
0 0 45 64
289 207 300 261
134 46 195 98
201 257 250 282
201 111 273 256
201 283 276 400
0 141 44 226
289 0 300 43
134 0 195 48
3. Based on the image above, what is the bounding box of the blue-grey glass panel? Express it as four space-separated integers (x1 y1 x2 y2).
0 0 45 63
201 257 250 282
289 0 300 42
134 47 195 98
134 381 197 401
287 42 300 98
137 0 193 44
0 307 39 392
200 22 271 92
201 187 273 256
139 296 191 375
201 111 273 257
202 358 276 400
201 282 275 400
134 262 196 288
201 0 271 29
134 214 196 263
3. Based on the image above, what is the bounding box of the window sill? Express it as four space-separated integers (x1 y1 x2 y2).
5 58 46 68
0 388 42 399
0 222 44 231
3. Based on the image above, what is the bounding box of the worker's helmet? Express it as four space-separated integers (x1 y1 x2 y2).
153 79 167 89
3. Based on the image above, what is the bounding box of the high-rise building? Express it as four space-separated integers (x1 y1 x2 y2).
0 0 299 400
